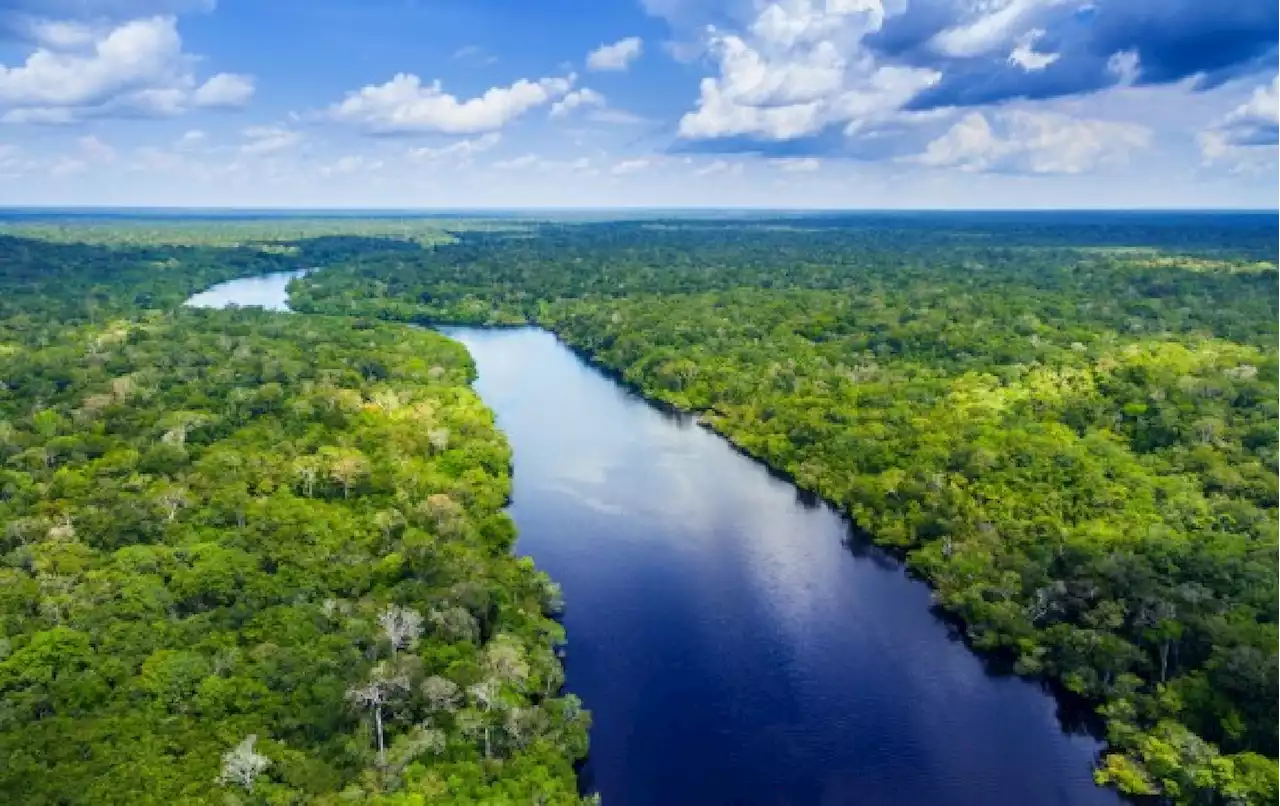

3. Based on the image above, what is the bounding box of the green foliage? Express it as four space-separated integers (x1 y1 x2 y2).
291 215 1279 805
0 233 588 804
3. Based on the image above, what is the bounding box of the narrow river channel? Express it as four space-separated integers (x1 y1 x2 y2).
190 272 1119 806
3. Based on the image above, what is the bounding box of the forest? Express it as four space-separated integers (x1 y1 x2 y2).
286 214 1280 805
0 231 590 804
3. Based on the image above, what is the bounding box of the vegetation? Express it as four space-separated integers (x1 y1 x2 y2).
290 215 1279 805
0 233 589 804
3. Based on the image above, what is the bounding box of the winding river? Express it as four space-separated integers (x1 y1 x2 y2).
192 273 1119 806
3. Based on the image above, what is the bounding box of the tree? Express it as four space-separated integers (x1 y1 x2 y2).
216 735 270 792
321 447 369 498
346 662 411 765
377 604 423 657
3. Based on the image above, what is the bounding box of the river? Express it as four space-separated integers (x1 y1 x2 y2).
191 272 1118 806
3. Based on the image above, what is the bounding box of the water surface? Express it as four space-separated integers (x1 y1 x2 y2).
185 269 309 311
446 326 1118 806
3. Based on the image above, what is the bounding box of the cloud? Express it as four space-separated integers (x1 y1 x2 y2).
1213 75 1279 147
492 153 540 170
1198 75 1279 169
321 155 384 176
912 109 1150 173
0 15 252 122
409 132 502 162
50 156 87 177
0 16 184 107
192 72 254 107
675 1 940 145
452 45 497 64
77 134 116 161
772 156 822 171
550 88 606 117
876 0 1278 111
586 37 643 71
327 72 574 134
240 125 300 155
174 128 205 149
693 158 744 176
610 157 651 174
1008 28 1059 72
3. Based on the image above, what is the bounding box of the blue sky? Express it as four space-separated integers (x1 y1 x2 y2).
0 0 1275 208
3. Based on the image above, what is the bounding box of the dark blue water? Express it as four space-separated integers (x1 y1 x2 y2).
444 326 1119 806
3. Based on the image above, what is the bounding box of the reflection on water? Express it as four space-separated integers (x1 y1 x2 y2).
184 269 310 312
444 326 1119 806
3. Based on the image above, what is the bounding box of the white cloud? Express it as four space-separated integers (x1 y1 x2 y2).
1216 76 1278 144
1106 50 1141 85
78 134 116 161
409 132 502 162
611 157 650 175
321 155 384 176
694 159 744 177
0 16 184 108
493 154 540 170
588 107 649 125
772 157 821 172
240 125 300 155
51 156 87 177
0 144 36 176
327 72 575 134
550 88 606 117
914 110 1151 174
929 0 1059 59
27 20 96 49
1198 76 1279 170
193 72 255 107
586 37 643 71
677 1 939 142
174 129 206 149
0 15 252 121
452 45 497 64
1008 28 1059 72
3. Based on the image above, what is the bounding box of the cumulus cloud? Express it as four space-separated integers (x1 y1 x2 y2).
327 72 574 134
0 15 254 122
550 88 606 117
676 0 940 144
1212 75 1279 147
656 0 1274 162
586 37 643 71
880 0 1278 111
1008 28 1059 72
193 72 255 107
913 109 1150 173
1198 76 1279 168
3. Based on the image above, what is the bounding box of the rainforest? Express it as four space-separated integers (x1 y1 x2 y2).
0 211 1276 805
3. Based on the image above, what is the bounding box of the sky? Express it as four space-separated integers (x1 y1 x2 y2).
0 0 1275 209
